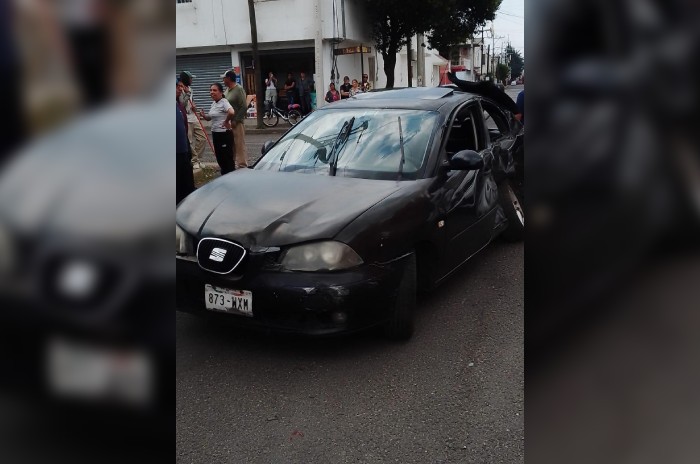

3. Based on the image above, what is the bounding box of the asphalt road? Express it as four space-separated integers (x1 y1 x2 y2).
176 241 523 463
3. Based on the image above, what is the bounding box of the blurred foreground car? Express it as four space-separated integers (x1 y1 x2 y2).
176 86 524 339
0 91 173 427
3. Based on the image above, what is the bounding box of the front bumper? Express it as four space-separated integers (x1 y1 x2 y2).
176 253 409 335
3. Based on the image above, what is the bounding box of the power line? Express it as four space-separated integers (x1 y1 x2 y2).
498 10 524 19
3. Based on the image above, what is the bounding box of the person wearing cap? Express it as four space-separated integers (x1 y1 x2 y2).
361 73 372 92
178 71 206 169
222 70 248 169
176 79 195 203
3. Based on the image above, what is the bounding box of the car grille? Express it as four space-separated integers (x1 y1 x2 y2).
196 238 246 275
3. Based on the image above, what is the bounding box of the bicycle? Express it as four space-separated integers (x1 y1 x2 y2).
262 100 303 127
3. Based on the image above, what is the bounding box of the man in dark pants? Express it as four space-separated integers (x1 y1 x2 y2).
0 1 25 166
177 80 195 204
297 71 314 115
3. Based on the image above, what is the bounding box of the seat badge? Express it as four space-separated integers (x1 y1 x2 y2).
209 248 227 262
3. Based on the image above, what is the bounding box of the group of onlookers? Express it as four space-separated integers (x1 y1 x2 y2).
176 68 375 203
327 74 372 103
265 71 373 109
266 71 314 115
176 70 249 203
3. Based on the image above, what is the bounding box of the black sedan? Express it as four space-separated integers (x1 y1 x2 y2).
176 86 524 339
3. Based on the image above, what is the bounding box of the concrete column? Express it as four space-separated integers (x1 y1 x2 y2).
314 0 325 108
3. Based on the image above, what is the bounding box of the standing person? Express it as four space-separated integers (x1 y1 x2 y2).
297 71 314 114
360 73 372 92
179 71 206 169
284 72 297 107
176 80 195 203
198 83 236 175
339 76 351 99
350 79 363 97
515 75 525 124
0 0 25 163
325 83 340 103
265 71 278 108
223 70 249 169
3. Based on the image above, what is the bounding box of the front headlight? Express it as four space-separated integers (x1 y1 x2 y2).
176 224 194 256
280 241 363 271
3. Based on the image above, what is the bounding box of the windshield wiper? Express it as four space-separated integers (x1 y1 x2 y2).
397 116 406 181
329 117 355 176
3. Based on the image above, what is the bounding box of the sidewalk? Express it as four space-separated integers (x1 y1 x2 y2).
197 117 289 135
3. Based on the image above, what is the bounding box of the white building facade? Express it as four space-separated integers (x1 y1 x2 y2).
176 0 448 110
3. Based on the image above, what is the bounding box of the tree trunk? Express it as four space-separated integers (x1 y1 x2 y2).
248 0 265 129
382 48 397 89
406 35 412 87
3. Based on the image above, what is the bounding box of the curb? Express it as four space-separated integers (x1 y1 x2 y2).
245 127 289 135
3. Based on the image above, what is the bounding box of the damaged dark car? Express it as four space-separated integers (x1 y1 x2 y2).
176 86 524 339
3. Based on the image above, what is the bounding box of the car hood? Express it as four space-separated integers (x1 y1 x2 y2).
176 170 402 247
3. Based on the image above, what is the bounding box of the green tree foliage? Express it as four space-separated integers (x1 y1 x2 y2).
363 0 501 88
506 44 524 79
495 62 510 84
427 0 502 57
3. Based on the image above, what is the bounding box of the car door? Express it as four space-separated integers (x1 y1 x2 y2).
437 102 498 278
481 98 524 180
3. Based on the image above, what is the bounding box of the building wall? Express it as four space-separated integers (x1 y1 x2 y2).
176 0 370 49
176 0 447 102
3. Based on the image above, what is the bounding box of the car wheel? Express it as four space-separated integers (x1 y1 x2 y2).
384 252 417 340
263 111 279 127
498 180 525 241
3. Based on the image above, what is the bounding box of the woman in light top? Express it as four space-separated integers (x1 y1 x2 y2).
199 82 236 174
349 79 363 97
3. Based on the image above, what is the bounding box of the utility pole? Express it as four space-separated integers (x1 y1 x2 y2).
491 23 495 80
247 0 264 129
416 32 425 86
406 34 412 87
481 27 484 81
486 44 490 79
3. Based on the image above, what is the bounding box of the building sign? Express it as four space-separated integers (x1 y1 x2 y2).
334 46 371 56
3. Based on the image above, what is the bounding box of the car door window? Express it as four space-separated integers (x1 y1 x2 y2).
481 99 510 143
444 105 480 157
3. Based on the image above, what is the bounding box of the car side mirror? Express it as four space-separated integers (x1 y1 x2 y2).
261 140 276 155
449 149 484 170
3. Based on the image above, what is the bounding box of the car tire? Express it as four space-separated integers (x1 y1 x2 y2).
498 180 525 241
384 253 417 340
263 111 279 127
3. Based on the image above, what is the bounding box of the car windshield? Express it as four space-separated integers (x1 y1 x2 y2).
254 108 439 180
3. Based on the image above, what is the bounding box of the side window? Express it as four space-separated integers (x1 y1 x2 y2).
444 104 481 156
481 99 510 142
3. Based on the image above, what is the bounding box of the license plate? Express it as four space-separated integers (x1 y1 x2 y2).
47 338 152 406
205 284 253 317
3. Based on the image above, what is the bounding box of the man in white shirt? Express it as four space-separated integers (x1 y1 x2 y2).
265 72 278 108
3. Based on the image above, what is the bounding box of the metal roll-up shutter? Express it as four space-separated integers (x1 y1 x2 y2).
177 53 232 112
